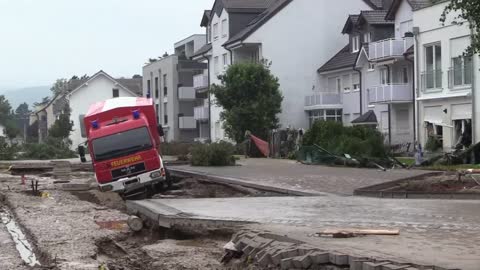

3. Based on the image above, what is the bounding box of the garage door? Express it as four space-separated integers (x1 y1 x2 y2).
424 106 443 124
451 103 472 120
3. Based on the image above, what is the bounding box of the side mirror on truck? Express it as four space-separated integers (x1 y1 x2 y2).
78 145 87 163
157 124 164 137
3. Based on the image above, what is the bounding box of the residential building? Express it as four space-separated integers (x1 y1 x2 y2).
196 0 384 141
67 71 142 148
30 81 81 143
143 35 208 142
413 0 475 152
354 5 415 146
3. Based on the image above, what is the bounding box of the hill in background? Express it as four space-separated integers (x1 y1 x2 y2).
0 86 51 110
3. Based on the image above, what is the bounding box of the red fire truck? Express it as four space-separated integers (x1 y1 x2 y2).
78 97 168 196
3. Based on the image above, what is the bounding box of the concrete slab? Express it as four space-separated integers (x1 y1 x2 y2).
171 159 432 195
127 196 480 270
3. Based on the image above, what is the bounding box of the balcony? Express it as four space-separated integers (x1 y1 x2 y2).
179 116 197 129
367 84 413 104
194 105 209 121
193 74 209 90
368 38 414 61
178 86 196 101
304 92 342 110
448 67 472 89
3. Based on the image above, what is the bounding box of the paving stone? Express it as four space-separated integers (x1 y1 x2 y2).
281 257 294 269
258 252 273 267
350 258 372 270
291 253 313 269
310 251 330 264
329 253 349 265
363 261 391 270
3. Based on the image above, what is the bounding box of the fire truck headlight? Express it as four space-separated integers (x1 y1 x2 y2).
150 171 162 179
100 185 113 192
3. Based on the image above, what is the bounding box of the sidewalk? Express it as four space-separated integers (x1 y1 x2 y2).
127 196 480 270
173 158 432 195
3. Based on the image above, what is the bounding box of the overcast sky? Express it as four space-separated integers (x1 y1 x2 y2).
0 0 212 89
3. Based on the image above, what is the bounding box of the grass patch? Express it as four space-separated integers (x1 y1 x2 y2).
424 164 480 171
396 157 415 166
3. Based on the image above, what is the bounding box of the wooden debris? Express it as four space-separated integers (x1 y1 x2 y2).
314 229 400 238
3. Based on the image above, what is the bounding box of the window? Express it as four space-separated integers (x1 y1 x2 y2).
380 68 389 85
214 56 219 74
308 109 343 127
336 78 341 92
222 53 228 69
92 127 152 162
164 105 168 125
352 35 360 52
368 63 375 71
163 74 167 96
342 74 351 92
402 67 409 84
207 26 212 43
400 20 413 37
112 88 119 98
352 73 360 91
425 44 442 89
221 19 227 37
451 56 472 87
147 79 151 95
154 77 159 99
79 115 86 138
396 109 409 132
363 32 371 44
213 23 218 39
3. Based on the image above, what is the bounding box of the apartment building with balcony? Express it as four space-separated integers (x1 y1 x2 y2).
222 0 383 132
143 35 208 142
413 0 476 152
353 2 416 145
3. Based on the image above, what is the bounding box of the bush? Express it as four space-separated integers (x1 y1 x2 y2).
20 137 77 160
0 137 17 160
425 136 442 152
303 121 388 159
190 141 236 166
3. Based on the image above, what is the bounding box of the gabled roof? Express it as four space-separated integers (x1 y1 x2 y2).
342 15 360 34
68 70 141 98
358 10 393 25
212 0 274 17
318 45 358 73
200 10 212 27
224 0 292 47
352 110 378 124
364 0 386 10
386 0 433 20
192 43 213 59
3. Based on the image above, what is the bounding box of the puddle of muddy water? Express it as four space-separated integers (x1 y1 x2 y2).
0 207 41 267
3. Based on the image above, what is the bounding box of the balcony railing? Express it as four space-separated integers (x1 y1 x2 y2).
367 84 413 104
448 67 472 89
368 37 414 60
194 105 209 121
193 74 209 90
421 70 443 92
179 116 197 129
305 92 342 108
178 86 196 101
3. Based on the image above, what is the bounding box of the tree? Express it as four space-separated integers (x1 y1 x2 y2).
48 103 73 141
50 78 69 96
15 102 30 116
439 0 480 54
0 95 12 123
132 74 142 79
211 61 283 143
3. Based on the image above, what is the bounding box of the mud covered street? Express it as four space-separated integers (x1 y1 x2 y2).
0 170 274 270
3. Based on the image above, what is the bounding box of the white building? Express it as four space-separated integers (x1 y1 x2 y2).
67 71 142 148
196 0 384 141
413 1 476 152
142 35 208 142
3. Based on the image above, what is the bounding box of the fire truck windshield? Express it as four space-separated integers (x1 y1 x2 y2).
92 127 153 161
